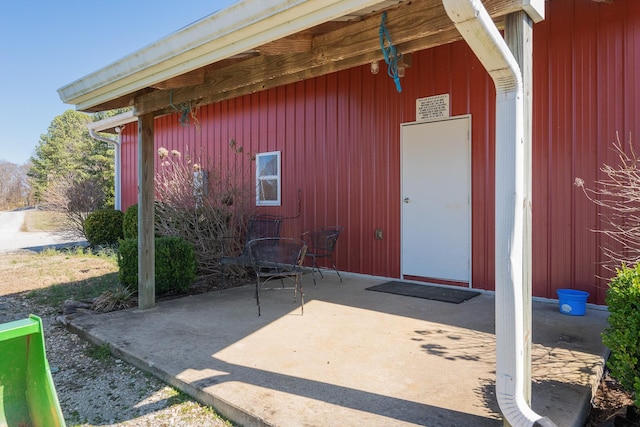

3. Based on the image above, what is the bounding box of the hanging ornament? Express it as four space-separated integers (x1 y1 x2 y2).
379 12 403 93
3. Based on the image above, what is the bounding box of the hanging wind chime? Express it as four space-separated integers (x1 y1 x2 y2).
379 12 403 93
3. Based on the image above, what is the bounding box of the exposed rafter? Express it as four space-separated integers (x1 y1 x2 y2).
255 34 313 55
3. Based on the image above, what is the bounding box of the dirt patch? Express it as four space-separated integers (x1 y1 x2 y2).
22 210 69 232
584 370 638 426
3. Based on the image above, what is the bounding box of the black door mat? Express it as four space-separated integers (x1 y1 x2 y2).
365 281 481 304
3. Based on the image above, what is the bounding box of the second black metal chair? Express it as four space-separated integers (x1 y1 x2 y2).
300 226 344 286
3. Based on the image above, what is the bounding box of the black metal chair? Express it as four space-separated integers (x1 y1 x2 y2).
220 215 282 281
300 226 344 286
247 238 307 316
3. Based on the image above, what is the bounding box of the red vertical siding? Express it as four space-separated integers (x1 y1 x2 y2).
117 0 640 304
570 1 600 302
120 123 138 209
529 0 640 304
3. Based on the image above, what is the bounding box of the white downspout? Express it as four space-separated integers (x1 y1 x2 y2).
88 128 122 211
442 1 554 426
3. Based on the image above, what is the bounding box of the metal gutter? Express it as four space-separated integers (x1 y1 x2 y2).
58 0 390 111
87 111 137 211
442 0 554 426
87 110 136 133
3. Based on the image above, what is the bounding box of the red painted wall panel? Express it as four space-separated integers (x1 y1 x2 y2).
530 0 640 304
118 0 640 304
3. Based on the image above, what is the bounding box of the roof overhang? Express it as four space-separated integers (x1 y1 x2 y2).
59 0 398 111
59 0 531 114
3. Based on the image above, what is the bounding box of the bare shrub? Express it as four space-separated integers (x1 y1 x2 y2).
154 141 255 280
575 133 640 271
43 175 106 238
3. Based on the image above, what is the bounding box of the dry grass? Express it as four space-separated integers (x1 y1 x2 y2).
0 250 119 302
21 210 69 232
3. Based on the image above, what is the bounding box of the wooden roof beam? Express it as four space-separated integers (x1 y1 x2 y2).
255 34 313 55
135 0 522 116
148 28 461 118
150 68 206 89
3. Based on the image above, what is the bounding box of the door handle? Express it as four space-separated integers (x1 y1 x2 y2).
403 197 410 204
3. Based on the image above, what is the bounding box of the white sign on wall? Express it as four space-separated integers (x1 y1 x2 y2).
416 94 450 121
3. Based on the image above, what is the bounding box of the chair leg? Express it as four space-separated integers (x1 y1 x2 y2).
256 277 261 316
296 275 304 315
333 263 343 284
316 260 324 279
310 259 318 287
330 256 342 284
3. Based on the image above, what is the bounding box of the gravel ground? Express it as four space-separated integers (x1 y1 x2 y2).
0 294 232 427
0 210 232 426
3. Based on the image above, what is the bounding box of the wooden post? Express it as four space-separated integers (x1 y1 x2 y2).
505 10 534 407
138 113 155 310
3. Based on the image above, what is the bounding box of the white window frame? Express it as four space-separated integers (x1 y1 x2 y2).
256 151 281 206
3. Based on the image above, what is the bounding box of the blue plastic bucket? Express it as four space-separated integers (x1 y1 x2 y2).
556 289 589 316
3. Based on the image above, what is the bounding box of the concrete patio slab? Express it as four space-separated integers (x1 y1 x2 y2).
66 274 609 427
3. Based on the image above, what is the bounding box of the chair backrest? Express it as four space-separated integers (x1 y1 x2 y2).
302 226 344 255
246 215 282 241
248 238 307 268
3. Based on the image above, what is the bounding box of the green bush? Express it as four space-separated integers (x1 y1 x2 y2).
117 238 138 288
122 204 138 240
117 237 196 295
84 209 124 247
602 264 640 405
122 202 165 240
155 236 197 293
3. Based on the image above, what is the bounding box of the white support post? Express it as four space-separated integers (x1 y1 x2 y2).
505 10 534 409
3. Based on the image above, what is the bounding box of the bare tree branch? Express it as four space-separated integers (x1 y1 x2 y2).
575 133 640 270
154 141 256 280
43 175 105 238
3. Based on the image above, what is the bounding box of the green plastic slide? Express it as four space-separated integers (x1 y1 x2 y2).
0 315 65 427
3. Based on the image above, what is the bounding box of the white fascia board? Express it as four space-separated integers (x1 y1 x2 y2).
59 0 388 111
523 0 544 23
87 110 137 132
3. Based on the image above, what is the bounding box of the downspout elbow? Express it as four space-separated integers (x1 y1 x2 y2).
89 128 119 146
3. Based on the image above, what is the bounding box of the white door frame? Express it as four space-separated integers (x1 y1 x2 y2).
400 115 472 287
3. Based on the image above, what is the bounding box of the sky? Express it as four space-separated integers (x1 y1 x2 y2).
0 1 237 165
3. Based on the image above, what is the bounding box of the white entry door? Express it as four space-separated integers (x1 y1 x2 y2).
401 116 471 283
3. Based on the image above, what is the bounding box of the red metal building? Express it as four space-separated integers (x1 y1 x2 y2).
114 0 640 305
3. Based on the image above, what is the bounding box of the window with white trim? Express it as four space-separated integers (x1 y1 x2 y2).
256 151 281 206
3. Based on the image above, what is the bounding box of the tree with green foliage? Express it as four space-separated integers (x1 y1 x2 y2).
91 107 132 122
27 110 116 236
28 110 115 204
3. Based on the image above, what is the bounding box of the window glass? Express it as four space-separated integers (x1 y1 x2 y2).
256 151 281 206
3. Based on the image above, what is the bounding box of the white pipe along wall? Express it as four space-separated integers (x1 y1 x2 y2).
87 111 135 212
88 128 121 211
441 1 555 426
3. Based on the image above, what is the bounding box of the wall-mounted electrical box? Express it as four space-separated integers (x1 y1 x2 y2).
375 228 383 240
